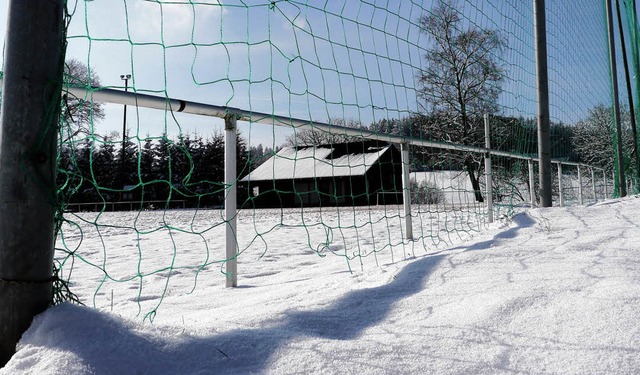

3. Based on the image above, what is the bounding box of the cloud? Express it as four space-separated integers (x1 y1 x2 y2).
293 15 308 31
130 0 222 46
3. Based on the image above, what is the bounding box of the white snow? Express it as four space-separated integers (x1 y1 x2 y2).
411 170 476 205
242 145 391 181
2 197 640 374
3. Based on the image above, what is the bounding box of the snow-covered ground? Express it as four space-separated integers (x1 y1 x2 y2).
2 197 640 374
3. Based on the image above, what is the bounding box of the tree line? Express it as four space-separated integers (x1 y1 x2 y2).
57 105 625 209
57 132 277 208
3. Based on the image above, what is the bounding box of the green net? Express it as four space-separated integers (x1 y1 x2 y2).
618 0 640 194
8 0 626 319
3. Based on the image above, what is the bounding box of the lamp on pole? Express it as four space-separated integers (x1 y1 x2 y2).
120 74 131 172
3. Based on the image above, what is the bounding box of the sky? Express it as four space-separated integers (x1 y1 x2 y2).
1 194 639 374
0 0 636 147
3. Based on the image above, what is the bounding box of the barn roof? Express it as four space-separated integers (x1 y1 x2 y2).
241 142 395 182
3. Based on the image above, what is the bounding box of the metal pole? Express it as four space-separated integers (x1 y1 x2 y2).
119 74 130 191
484 114 494 223
633 0 640 189
59 86 518 161
607 0 627 197
64 85 594 165
528 159 536 207
534 0 553 207
615 0 640 186
120 74 131 170
0 0 64 366
557 163 564 207
605 170 609 199
225 115 238 287
577 165 583 205
591 168 597 203
401 143 413 240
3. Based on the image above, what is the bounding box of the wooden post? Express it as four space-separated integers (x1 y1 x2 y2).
0 0 64 366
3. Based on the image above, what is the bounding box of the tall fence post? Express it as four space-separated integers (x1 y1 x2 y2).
401 143 413 240
484 114 494 223
534 0 553 207
528 159 536 207
577 165 583 205
557 163 564 207
591 168 597 203
225 114 238 288
0 0 65 367
615 0 640 185
606 0 627 197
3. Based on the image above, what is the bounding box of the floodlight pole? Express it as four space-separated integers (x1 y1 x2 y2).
533 0 553 207
225 114 238 287
0 0 64 367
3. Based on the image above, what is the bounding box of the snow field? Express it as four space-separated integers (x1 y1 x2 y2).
55 204 487 318
1 197 639 374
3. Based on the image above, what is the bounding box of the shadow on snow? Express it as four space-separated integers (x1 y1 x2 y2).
25 213 537 374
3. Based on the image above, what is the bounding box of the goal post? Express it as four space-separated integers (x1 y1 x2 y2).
0 0 65 367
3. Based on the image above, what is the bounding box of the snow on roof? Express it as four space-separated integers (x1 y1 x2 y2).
241 144 392 182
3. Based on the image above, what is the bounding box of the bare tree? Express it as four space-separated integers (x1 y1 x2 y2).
573 105 633 172
284 118 365 147
417 0 506 202
61 59 105 141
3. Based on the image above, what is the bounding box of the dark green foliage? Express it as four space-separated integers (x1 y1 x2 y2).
57 132 253 210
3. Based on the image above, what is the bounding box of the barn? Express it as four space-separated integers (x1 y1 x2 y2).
241 141 403 208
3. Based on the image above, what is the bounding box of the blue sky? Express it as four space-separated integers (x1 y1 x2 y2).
0 0 634 147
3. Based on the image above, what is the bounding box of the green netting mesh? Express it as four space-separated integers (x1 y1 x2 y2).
619 0 640 193
12 0 629 319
